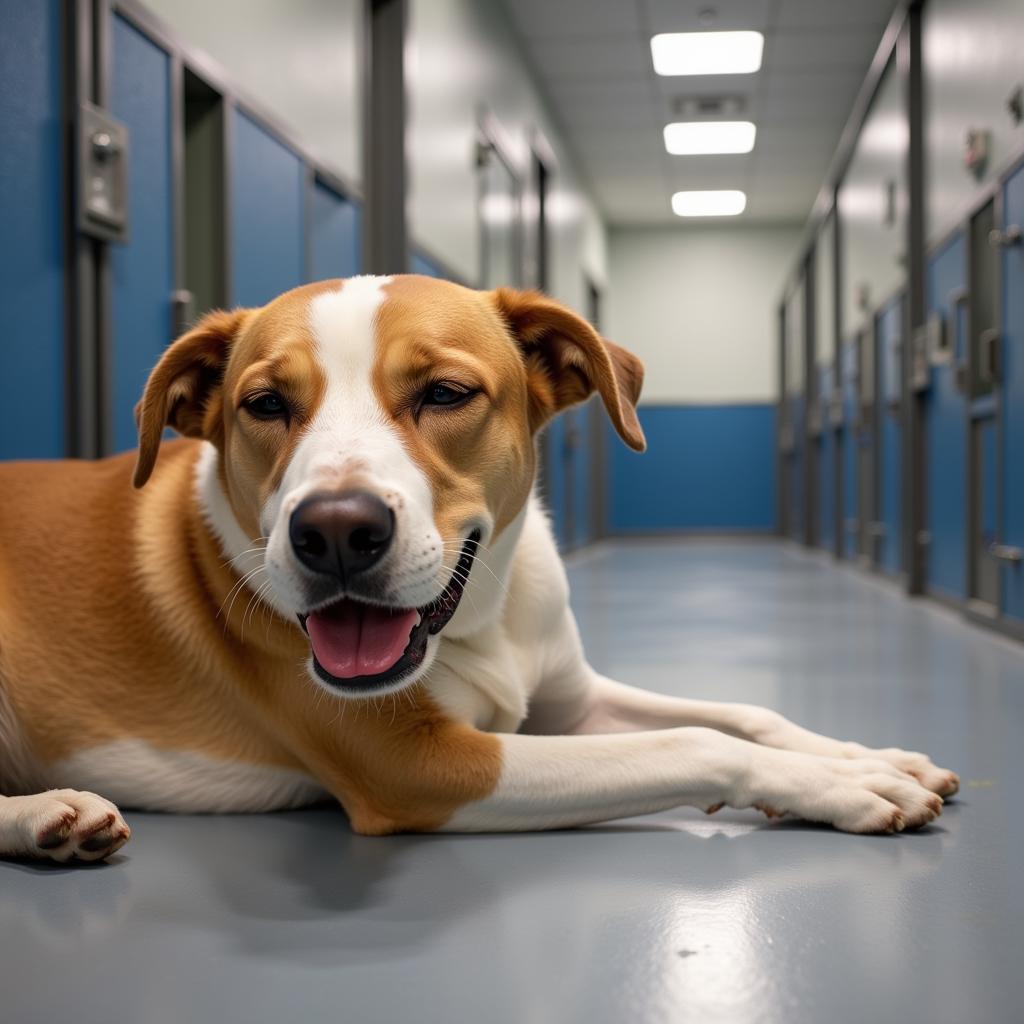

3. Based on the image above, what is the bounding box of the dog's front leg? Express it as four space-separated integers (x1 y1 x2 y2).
312 719 942 836
534 672 959 798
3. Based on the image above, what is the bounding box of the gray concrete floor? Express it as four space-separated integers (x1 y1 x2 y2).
3 539 1023 1024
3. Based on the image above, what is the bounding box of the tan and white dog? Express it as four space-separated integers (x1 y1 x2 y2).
0 275 958 862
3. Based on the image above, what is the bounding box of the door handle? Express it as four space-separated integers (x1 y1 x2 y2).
989 543 1023 563
979 329 1001 385
988 224 1022 248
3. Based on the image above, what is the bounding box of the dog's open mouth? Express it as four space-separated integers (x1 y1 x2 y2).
297 531 480 692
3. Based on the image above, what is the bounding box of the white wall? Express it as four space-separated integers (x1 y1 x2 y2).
837 55 907 342
924 0 1024 247
607 226 802 405
406 0 606 311
144 0 361 186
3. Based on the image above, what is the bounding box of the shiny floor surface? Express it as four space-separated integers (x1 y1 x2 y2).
3 540 1023 1024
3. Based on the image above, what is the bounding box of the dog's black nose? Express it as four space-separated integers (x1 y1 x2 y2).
289 491 395 578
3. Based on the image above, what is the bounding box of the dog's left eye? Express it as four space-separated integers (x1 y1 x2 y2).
244 391 289 419
422 383 471 408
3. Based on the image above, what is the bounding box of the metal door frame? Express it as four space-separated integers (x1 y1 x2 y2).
475 112 524 290
964 194 1003 617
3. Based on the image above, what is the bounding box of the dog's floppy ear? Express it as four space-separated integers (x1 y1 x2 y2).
133 308 250 488
491 288 645 452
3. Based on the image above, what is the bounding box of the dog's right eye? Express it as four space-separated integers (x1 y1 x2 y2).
244 392 289 420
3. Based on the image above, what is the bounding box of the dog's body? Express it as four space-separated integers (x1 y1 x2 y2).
0 275 957 861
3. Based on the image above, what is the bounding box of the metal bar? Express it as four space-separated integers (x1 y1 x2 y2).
831 192 844 558
64 0 98 458
93 0 113 456
802 250 817 546
902 1 927 595
362 0 408 274
777 302 787 536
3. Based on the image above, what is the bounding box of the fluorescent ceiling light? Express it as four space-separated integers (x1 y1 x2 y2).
671 190 747 217
664 121 756 155
651 31 764 76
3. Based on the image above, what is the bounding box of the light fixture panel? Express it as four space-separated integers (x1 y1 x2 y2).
671 190 747 217
663 121 756 155
651 31 764 76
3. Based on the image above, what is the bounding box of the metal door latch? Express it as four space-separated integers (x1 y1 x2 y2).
77 102 129 242
988 225 1022 248
989 543 1023 563
979 329 1001 385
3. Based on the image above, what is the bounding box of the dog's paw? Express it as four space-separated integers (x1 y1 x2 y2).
750 752 945 834
1 789 131 862
842 743 960 798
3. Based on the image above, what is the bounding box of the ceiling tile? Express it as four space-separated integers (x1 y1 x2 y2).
776 0 897 31
644 0 775 35
525 36 651 80
500 0 896 224
504 0 640 39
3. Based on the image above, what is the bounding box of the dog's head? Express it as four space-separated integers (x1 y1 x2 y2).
134 276 644 695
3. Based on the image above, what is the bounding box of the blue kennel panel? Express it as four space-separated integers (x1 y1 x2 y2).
110 13 174 453
0 0 66 459
231 111 305 307
878 295 904 576
923 233 967 601
310 182 361 282
1001 163 1024 625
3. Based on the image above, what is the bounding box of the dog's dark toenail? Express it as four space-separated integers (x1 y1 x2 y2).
80 835 113 853
38 832 67 850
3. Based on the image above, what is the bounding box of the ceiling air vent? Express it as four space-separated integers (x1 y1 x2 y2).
672 95 747 118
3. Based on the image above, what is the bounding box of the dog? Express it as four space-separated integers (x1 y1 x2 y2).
0 275 958 861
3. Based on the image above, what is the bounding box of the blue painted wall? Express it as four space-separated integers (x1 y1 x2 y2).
310 182 360 281
605 404 776 533
231 111 305 307
110 15 174 453
1002 163 1024 624
1 0 65 459
878 295 903 575
924 232 967 600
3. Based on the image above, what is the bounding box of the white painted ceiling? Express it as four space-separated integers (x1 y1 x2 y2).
503 0 898 224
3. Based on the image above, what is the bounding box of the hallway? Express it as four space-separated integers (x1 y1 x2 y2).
3 540 1021 1024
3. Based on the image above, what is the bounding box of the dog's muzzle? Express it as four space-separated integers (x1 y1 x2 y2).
296 530 481 694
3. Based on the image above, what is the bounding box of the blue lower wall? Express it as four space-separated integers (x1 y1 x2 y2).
606 404 777 533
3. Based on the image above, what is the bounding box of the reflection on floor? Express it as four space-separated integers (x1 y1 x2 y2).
2 540 1022 1023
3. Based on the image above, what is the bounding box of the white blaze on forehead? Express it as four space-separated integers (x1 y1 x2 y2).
278 274 428 496
308 274 392 408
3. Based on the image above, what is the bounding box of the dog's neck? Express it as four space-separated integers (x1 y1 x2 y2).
192 441 524 641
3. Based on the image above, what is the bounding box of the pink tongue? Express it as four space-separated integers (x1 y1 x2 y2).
307 602 419 679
